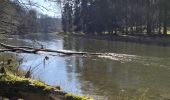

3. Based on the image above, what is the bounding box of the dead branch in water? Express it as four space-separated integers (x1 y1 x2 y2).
0 43 102 56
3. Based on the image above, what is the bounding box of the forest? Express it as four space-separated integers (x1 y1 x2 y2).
0 0 61 34
62 0 170 35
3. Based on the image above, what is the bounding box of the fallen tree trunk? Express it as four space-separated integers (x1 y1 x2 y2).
0 43 102 56
0 43 133 62
0 48 36 53
0 43 34 50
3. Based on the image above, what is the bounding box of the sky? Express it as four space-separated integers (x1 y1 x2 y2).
21 0 61 18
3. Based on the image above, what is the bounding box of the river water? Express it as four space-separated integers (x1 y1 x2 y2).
2 33 170 100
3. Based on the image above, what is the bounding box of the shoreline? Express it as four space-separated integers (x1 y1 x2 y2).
63 33 170 46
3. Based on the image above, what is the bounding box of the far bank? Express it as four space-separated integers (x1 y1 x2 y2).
61 32 170 46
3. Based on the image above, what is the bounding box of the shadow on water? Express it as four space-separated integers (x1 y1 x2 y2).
2 33 170 100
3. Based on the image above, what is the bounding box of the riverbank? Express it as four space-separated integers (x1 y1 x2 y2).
0 72 93 100
61 32 170 46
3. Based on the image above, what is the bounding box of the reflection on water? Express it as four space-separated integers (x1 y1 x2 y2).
2 33 170 100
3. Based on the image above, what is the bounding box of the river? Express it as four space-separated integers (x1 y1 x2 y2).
1 33 170 100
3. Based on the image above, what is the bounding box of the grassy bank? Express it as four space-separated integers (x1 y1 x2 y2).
0 72 93 100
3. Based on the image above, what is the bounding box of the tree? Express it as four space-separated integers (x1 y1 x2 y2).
61 0 170 36
62 1 73 32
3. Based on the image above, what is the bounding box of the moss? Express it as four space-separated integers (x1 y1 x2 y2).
0 73 93 100
65 93 93 100
0 73 56 94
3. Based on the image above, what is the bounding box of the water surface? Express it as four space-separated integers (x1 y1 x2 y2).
2 33 170 100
